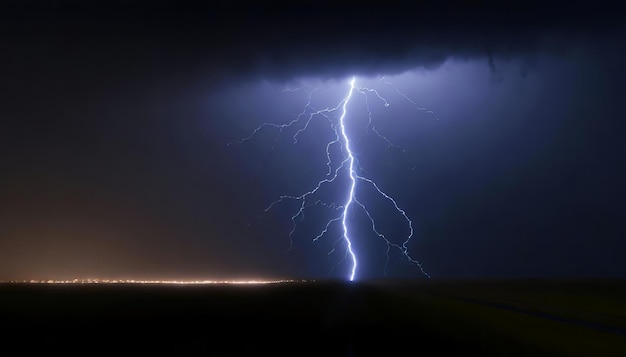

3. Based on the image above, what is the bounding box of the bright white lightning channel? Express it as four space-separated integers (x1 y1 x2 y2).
230 76 433 281
339 77 358 281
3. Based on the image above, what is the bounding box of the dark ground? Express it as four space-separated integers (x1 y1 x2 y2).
0 279 624 356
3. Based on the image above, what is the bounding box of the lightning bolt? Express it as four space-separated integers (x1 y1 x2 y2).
229 76 434 281
339 77 358 281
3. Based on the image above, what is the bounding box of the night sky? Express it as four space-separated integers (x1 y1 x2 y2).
1 0 624 281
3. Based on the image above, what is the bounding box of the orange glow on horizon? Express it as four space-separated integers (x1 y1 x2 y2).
1 278 312 285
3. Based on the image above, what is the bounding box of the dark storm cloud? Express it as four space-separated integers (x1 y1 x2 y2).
1 0 624 85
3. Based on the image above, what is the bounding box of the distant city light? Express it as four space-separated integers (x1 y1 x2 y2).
1 279 311 285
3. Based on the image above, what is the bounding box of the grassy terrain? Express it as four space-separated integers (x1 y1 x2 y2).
368 279 626 356
0 279 624 356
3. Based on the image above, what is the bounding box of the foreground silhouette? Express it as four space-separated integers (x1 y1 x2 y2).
1 279 624 356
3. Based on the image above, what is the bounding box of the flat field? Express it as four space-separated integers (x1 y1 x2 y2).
0 279 624 356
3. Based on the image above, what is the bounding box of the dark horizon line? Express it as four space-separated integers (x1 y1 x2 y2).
1 277 624 284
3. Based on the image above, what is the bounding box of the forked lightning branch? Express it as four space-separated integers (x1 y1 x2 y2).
230 77 434 281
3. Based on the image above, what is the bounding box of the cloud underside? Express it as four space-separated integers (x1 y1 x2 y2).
2 0 624 82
